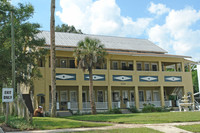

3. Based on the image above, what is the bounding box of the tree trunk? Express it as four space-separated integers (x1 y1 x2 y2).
89 68 96 114
50 0 56 117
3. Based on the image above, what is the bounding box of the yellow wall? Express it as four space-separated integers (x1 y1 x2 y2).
30 50 194 111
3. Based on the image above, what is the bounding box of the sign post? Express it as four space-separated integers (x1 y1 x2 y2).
2 88 13 123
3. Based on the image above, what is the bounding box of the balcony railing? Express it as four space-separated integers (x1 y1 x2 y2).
165 100 172 107
112 102 120 109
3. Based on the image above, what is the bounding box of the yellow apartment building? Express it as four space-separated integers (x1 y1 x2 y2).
29 31 194 112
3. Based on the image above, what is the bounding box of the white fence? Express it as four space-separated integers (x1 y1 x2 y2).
112 102 120 109
139 101 161 108
165 100 172 107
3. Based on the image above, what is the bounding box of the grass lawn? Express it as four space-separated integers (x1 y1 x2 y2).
33 117 110 130
0 116 110 130
67 112 200 124
176 124 200 132
71 128 162 133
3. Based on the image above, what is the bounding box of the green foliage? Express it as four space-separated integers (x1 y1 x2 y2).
142 104 170 113
107 108 122 114
129 106 139 113
0 1 47 87
192 65 199 93
169 95 176 100
0 116 34 130
177 124 200 132
74 37 107 71
55 24 83 34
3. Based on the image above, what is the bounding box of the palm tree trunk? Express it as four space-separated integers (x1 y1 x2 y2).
50 0 56 117
89 68 96 114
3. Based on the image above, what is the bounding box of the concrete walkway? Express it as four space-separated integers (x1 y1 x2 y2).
6 121 200 133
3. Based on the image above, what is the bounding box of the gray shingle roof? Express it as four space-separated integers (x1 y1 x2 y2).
36 31 167 53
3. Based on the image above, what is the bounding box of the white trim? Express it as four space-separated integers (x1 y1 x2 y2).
144 62 150 71
137 62 142 71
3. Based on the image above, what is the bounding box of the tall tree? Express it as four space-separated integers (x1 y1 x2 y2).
50 0 56 117
74 37 106 114
0 1 47 91
55 24 83 34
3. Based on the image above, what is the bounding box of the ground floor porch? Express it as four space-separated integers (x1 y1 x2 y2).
36 86 186 111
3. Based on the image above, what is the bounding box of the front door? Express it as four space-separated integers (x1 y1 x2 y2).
122 90 128 108
112 91 120 108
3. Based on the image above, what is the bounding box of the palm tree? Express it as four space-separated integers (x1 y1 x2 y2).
74 37 106 114
50 0 56 117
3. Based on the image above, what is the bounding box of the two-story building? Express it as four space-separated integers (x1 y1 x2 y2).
28 31 194 112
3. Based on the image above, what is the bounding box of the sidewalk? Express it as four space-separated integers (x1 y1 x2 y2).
6 121 200 133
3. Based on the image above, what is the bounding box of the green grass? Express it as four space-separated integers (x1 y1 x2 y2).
176 124 200 132
69 128 162 133
0 116 110 130
33 117 110 130
67 112 200 124
0 116 34 130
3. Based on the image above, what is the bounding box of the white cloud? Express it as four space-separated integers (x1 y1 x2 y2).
148 7 200 58
148 2 170 15
56 0 152 37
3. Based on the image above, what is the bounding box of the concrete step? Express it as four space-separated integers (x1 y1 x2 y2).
121 109 132 114
56 111 72 117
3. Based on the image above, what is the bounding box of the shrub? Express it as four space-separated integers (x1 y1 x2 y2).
142 104 156 113
129 106 139 113
107 108 122 114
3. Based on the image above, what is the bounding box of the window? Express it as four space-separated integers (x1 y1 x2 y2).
121 62 126 70
60 59 67 68
128 62 133 70
153 91 160 101
112 91 120 102
69 60 75 68
146 90 152 101
151 63 158 71
60 91 68 102
144 63 150 71
112 61 118 70
122 90 128 104
137 62 142 71
139 90 144 101
97 90 104 102
70 91 77 102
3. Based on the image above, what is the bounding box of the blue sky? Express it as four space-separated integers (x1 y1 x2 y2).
12 0 200 61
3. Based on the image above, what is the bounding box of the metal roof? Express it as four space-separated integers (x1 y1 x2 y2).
36 31 167 53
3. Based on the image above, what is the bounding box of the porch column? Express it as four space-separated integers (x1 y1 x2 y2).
158 61 162 71
181 62 185 72
135 86 139 109
160 86 165 107
134 60 137 71
78 85 82 111
108 85 112 109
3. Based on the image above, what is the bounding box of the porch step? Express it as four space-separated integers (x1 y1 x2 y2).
56 111 72 117
121 109 132 114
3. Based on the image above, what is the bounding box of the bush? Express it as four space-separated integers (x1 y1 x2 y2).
129 106 139 113
142 104 156 113
107 108 122 114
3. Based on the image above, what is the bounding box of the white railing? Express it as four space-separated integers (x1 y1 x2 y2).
139 101 161 108
112 102 120 109
96 102 108 109
82 102 91 110
70 102 78 110
165 100 172 107
129 101 135 107
82 102 108 110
